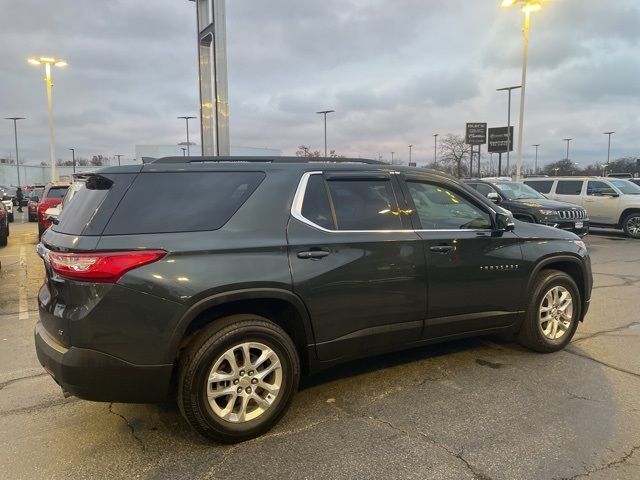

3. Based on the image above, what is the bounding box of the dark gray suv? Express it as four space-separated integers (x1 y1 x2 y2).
35 157 592 443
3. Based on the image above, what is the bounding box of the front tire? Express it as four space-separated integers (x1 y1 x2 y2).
622 212 640 239
517 270 581 353
178 314 300 443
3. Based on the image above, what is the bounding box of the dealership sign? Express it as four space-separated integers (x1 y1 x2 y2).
465 123 487 145
488 127 514 153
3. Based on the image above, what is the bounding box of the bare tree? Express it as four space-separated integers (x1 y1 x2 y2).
296 145 321 158
438 134 472 177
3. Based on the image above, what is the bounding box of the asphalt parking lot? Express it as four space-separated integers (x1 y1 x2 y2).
1 213 639 480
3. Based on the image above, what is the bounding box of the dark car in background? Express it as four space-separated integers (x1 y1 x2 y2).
28 188 45 222
37 183 70 237
35 157 593 443
465 179 589 237
630 178 640 187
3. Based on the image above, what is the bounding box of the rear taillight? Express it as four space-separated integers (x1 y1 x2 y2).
47 250 166 283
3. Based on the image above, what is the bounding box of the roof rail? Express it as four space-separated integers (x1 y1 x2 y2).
151 156 386 165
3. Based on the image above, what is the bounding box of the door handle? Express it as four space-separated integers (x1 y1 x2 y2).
297 250 330 259
429 245 454 254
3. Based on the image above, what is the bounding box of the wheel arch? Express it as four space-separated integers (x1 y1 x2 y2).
171 288 315 374
619 208 640 227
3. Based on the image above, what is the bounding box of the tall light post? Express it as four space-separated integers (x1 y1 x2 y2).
532 144 540 173
115 154 123 166
603 131 615 165
391 151 395 164
433 134 439 167
5 117 25 187
316 110 335 157
408 145 414 165
68 148 76 173
28 56 67 182
501 0 543 181
496 85 521 170
563 138 573 161
181 147 187 157
178 116 197 156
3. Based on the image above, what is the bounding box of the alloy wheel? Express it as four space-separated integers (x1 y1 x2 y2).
539 286 573 341
626 216 640 237
205 342 282 423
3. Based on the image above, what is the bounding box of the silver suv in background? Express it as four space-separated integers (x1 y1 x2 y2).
523 177 640 238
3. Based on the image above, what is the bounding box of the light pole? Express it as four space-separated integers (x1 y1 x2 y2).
602 163 609 177
115 154 123 166
501 0 543 181
603 131 615 165
28 56 67 182
563 138 573 161
178 116 197 156
181 147 187 157
408 145 414 165
532 144 540 173
496 85 521 170
553 167 560 176
68 148 76 173
5 117 25 187
433 134 439 167
316 110 335 157
391 152 395 164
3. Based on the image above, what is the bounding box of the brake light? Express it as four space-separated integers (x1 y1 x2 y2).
47 250 166 283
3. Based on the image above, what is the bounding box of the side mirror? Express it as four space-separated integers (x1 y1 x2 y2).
486 192 500 203
493 212 515 237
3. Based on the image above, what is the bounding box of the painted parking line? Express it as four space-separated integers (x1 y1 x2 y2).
18 246 29 320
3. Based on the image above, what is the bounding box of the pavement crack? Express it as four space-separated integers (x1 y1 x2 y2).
559 444 640 479
0 372 47 390
418 431 492 480
564 348 640 379
572 322 639 344
108 403 146 452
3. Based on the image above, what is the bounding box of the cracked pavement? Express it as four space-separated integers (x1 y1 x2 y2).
1 216 639 479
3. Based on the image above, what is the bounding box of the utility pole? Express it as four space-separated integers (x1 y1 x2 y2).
68 148 76 173
316 110 335 157
5 117 25 186
532 144 540 173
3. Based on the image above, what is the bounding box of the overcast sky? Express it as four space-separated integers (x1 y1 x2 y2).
1 0 639 167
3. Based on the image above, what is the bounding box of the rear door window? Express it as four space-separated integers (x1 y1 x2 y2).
104 172 265 235
524 180 554 194
300 175 335 230
587 181 617 196
325 176 402 231
555 181 584 195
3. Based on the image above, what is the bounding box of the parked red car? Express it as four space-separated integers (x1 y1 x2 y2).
28 187 45 222
38 183 70 237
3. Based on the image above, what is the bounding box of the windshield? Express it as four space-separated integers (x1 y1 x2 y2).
611 179 640 195
493 182 545 200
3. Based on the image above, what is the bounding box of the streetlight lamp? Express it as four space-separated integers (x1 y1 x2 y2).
408 145 414 165
68 148 76 173
553 167 560 176
5 117 25 187
563 138 573 160
177 116 197 156
433 134 439 167
28 56 67 182
115 154 123 166
500 0 543 182
531 144 540 173
603 131 615 165
496 85 521 170
316 110 335 157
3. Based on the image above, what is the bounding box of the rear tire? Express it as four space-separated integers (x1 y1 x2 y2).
517 269 581 353
178 314 300 443
622 212 640 239
0 227 7 247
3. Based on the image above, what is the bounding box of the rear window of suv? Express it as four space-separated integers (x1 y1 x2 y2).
103 172 265 235
524 180 554 194
46 187 68 198
555 181 583 195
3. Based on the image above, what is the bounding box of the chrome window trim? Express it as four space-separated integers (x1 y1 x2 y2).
291 171 495 234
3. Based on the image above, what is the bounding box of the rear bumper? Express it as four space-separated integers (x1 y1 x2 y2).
34 322 173 403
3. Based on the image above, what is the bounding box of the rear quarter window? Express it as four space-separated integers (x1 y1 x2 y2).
46 187 68 198
103 171 266 235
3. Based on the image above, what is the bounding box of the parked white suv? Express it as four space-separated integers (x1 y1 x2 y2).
523 177 640 239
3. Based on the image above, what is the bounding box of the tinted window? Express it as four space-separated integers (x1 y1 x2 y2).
54 177 112 235
587 181 616 196
407 182 492 230
104 172 265 235
301 175 335 230
524 180 554 194
46 187 68 198
326 178 401 230
556 181 584 195
469 183 495 197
